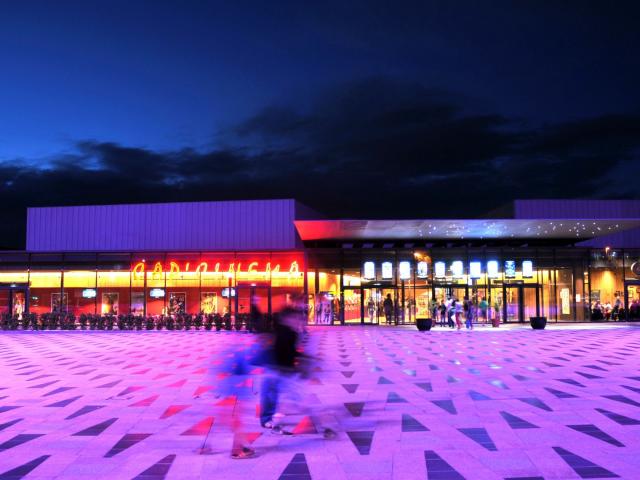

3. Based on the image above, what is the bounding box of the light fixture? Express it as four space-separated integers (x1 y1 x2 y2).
381 262 393 279
487 260 499 278
399 261 411 280
417 261 428 278
82 288 97 299
363 261 375 280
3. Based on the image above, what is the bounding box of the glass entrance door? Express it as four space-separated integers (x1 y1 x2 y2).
362 287 396 325
503 284 539 323
504 285 521 322
343 287 362 324
434 286 467 306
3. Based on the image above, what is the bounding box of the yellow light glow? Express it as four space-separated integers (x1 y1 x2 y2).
29 271 62 288
0 272 29 283
62 271 96 288
97 271 130 288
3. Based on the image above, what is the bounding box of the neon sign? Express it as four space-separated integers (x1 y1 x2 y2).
131 259 301 279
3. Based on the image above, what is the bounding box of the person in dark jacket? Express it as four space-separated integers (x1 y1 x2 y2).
260 296 336 438
383 294 393 325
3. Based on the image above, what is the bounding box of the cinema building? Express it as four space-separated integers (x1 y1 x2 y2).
1 199 639 325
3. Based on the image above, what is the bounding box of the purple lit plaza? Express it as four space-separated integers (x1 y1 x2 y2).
1 198 640 479
1 324 640 479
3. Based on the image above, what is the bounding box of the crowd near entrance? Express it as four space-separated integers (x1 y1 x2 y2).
306 248 640 326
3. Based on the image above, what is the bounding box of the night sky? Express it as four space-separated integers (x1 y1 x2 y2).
1 1 639 248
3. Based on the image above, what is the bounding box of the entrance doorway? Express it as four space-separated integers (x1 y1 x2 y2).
503 283 539 323
624 281 640 320
433 285 467 305
362 287 397 325
235 283 270 320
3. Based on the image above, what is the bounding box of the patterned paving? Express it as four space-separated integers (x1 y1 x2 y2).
0 325 639 479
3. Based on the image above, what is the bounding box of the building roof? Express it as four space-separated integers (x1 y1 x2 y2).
293 218 640 241
26 199 317 252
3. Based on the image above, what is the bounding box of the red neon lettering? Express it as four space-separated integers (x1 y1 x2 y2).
130 260 301 277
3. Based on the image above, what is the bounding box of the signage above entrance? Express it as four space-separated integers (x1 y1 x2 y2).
416 261 428 278
381 262 393 279
522 260 534 278
399 261 411 280
363 261 375 280
469 261 482 279
505 260 516 278
435 261 445 278
487 260 499 278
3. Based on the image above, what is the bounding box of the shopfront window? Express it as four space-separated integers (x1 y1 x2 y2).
270 252 304 314
316 269 340 324
64 270 97 315
624 250 640 320
97 271 129 315
0 267 29 316
30 271 62 314
200 253 235 315
163 254 199 316
589 249 624 321
307 269 316 324
556 268 574 321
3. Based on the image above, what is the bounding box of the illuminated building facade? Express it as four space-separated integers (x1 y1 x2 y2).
0 199 639 324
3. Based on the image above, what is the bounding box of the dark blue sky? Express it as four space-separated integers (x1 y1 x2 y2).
3 1 638 158
0 1 639 246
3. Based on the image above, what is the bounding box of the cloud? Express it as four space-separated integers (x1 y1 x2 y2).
0 77 639 248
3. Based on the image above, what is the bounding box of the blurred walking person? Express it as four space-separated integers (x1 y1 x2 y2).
260 295 336 438
206 338 262 459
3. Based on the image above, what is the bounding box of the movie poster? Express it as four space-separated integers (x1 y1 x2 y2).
12 291 25 316
200 292 217 314
560 288 571 315
101 293 119 315
131 292 145 316
169 292 186 315
51 292 68 313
